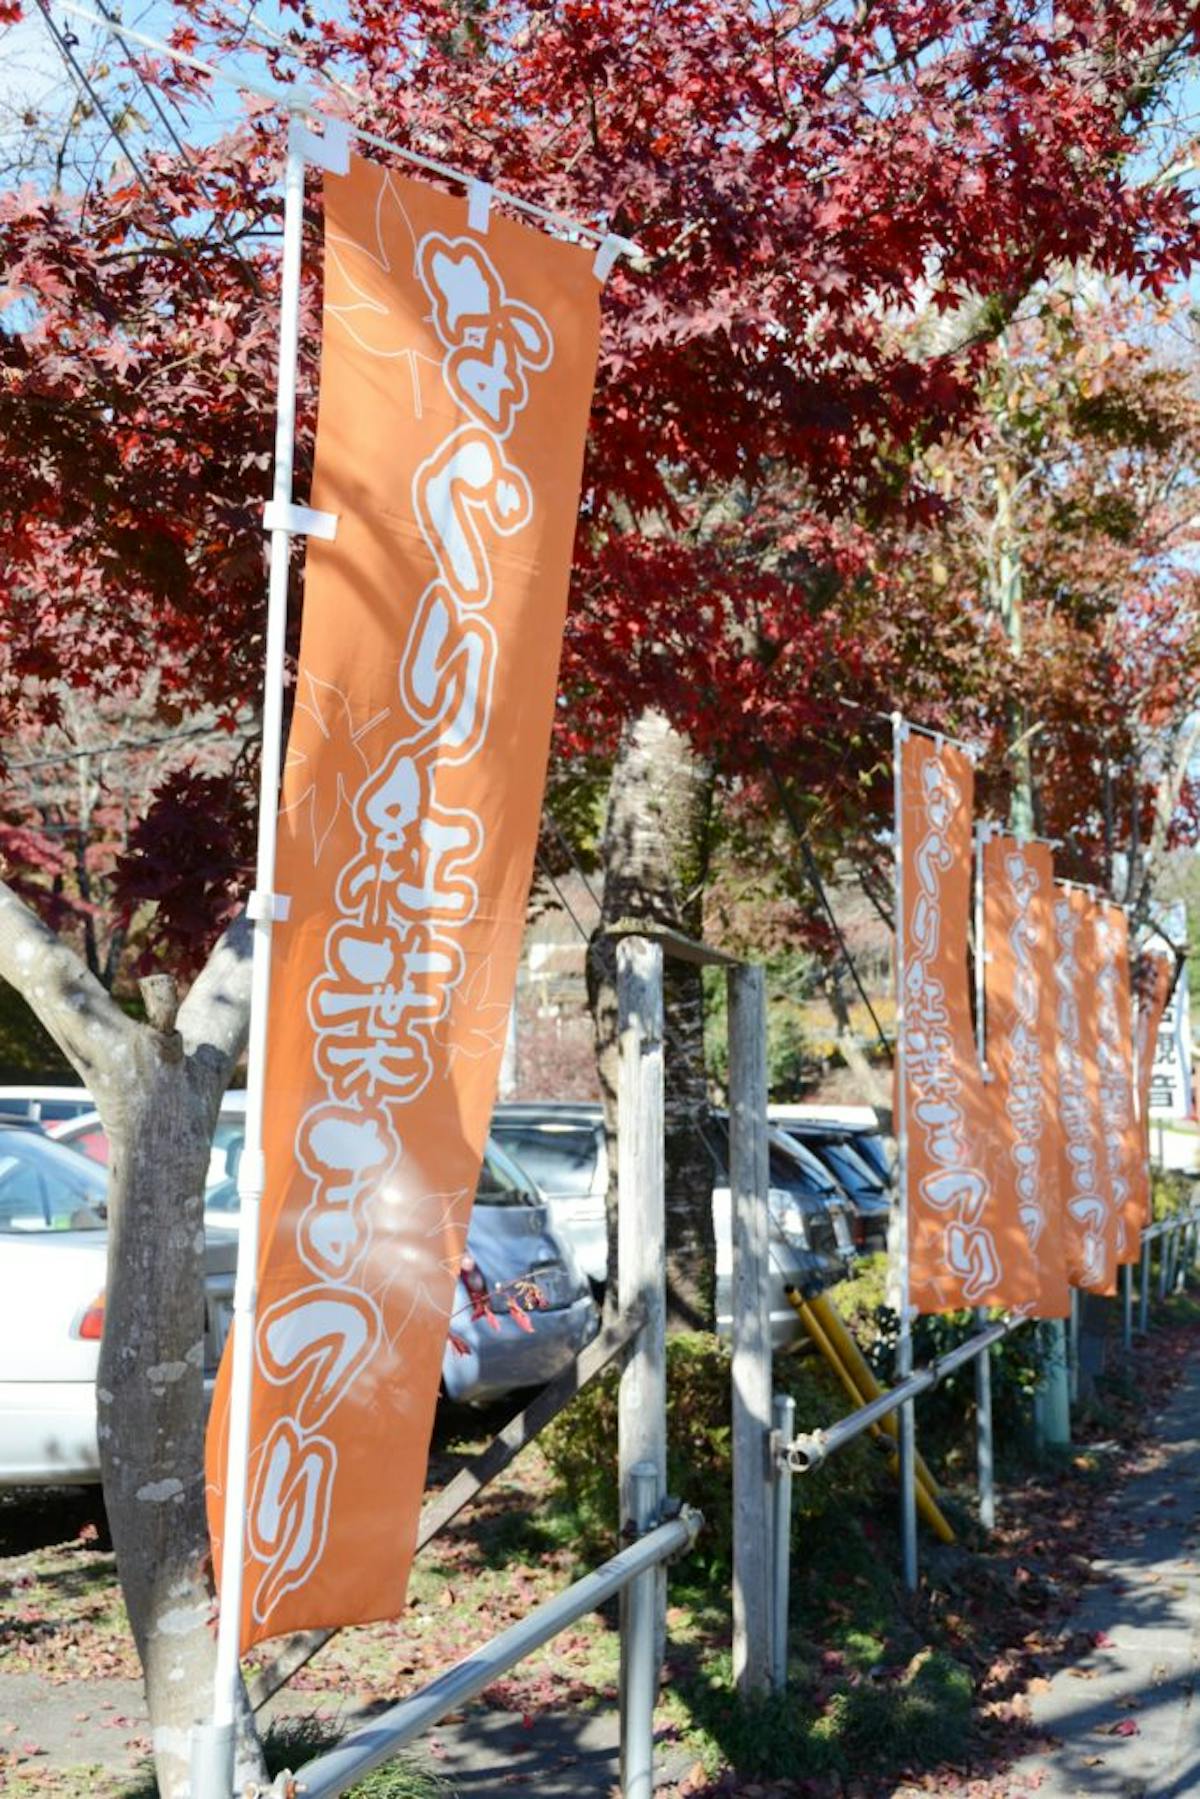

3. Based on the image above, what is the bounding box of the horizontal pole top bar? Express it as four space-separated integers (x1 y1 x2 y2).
604 920 741 967
55 0 643 257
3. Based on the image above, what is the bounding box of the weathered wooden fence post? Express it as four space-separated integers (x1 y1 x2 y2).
728 961 772 1696
617 935 666 1791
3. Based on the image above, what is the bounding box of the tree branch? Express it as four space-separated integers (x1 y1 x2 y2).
177 909 254 1096
0 877 138 1105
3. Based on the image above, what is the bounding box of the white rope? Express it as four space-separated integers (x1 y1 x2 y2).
56 0 643 258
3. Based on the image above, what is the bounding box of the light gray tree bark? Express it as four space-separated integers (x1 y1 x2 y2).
0 881 266 1797
587 709 716 1329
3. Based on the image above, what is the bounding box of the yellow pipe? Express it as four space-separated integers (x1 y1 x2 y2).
794 1294 942 1503
792 1293 954 1544
808 1291 944 1499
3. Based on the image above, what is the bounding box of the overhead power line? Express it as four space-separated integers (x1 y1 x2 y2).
36 0 205 281
90 0 265 292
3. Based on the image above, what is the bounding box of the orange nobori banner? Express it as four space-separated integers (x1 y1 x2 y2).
897 730 1021 1313
1094 902 1148 1264
1052 886 1119 1295
980 834 1067 1318
205 156 601 1649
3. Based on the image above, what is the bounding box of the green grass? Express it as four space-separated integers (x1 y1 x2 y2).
264 1717 454 1796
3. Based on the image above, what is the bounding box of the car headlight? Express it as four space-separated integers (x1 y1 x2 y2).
769 1197 811 1249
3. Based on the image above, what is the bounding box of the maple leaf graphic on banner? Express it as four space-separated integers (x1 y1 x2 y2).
365 1187 470 1353
280 671 389 864
435 957 511 1069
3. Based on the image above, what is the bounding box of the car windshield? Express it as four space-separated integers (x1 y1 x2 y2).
767 1133 838 1196
476 1138 540 1207
704 1116 836 1198
208 1114 245 1188
0 1131 108 1232
490 1123 598 1196
852 1133 892 1183
203 1134 540 1212
820 1140 886 1195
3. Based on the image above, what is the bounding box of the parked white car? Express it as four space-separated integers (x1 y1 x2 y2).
0 1085 96 1129
0 1124 235 1486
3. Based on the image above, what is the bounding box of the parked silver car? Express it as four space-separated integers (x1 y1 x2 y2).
60 1101 598 1407
490 1102 609 1288
0 1126 234 1486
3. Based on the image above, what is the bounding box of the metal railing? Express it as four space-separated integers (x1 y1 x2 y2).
767 1204 1200 1692
237 1469 699 1799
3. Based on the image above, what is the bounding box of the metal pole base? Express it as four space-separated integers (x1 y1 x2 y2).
1033 1319 1070 1449
620 1463 660 1799
190 1721 235 1799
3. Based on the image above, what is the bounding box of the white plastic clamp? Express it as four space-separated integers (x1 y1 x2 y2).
247 890 292 923
592 233 623 283
263 501 338 542
289 113 351 176
467 180 493 234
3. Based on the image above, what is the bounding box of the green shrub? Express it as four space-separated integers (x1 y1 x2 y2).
811 1646 972 1770
539 1330 885 1575
674 1642 971 1779
1152 1166 1193 1221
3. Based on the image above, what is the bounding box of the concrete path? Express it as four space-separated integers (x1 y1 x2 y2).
1007 1353 1200 1798
0 1664 690 1795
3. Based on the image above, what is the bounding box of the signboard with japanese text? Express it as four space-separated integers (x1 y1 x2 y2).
1092 901 1148 1261
897 731 1026 1314
1052 887 1119 1296
206 156 601 1649
1147 904 1191 1121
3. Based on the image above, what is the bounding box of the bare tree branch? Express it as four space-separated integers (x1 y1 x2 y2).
0 876 138 1106
177 908 254 1095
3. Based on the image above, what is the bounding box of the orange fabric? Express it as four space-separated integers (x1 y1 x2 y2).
206 156 600 1649
897 732 1014 1313
980 835 1067 1318
1052 887 1119 1295
1094 903 1147 1263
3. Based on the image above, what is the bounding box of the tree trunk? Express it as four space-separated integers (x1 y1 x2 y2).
588 709 716 1330
822 965 893 1130
0 886 264 1796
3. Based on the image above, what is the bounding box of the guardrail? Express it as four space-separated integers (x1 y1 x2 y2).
237 1464 700 1799
766 1207 1200 1693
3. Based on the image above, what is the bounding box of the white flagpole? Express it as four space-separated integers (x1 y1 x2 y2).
891 713 918 1593
191 107 309 1799
974 822 991 1080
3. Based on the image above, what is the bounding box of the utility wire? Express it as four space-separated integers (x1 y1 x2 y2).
540 806 604 914
91 0 265 293
533 842 596 944
536 810 701 1076
36 1 207 283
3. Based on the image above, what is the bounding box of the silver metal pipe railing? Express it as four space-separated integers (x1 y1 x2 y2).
286 1495 702 1799
782 1314 1023 1474
786 1207 1200 1481
766 1201 1200 1697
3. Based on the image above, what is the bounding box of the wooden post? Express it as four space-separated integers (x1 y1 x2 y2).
728 962 772 1696
617 936 666 1784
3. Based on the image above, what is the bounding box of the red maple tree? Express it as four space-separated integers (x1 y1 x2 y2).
2 3 1200 1787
